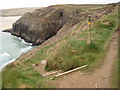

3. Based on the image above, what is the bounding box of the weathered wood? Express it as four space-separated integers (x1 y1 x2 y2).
43 70 61 77
55 65 87 77
87 15 92 45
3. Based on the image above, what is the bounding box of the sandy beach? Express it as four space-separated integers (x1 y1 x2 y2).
0 16 21 30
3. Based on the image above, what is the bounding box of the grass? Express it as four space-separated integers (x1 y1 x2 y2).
2 37 67 88
45 38 104 71
45 12 118 71
0 72 2 89
2 7 118 88
2 46 54 88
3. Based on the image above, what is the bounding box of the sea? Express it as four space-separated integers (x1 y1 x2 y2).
0 28 34 70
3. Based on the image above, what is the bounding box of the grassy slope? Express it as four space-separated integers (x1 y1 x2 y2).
2 5 118 88
2 46 54 88
46 12 117 71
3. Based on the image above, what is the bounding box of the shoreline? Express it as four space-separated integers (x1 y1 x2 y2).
0 15 22 17
0 31 34 70
0 58 16 71
2 29 35 46
0 16 34 70
0 16 22 30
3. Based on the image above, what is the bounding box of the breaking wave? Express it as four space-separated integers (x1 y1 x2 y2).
18 37 32 45
0 52 13 70
20 46 32 53
0 58 16 70
0 29 34 70
0 52 10 59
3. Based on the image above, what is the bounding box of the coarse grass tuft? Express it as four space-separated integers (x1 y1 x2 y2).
45 12 118 71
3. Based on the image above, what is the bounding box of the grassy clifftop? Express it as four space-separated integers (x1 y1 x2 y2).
0 4 110 17
45 12 117 71
2 4 118 88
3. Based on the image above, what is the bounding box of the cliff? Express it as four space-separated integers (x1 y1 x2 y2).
6 4 116 45
8 5 94 45
2 4 118 88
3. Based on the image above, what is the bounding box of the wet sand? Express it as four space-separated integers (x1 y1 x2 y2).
0 16 21 30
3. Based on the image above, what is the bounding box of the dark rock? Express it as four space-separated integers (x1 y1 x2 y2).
2 29 11 33
10 7 70 45
10 4 115 45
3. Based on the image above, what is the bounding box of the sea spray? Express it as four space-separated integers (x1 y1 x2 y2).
18 37 32 45
0 58 16 70
0 29 34 70
20 46 32 53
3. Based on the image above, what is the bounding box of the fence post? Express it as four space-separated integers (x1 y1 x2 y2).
87 15 92 45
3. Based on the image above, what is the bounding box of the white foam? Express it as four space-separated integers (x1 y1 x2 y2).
0 52 10 58
0 52 12 70
20 46 32 53
18 37 32 45
0 52 10 63
2 32 11 35
21 39 31 45
0 58 16 71
2 31 32 45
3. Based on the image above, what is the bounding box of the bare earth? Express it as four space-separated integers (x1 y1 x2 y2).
53 31 118 88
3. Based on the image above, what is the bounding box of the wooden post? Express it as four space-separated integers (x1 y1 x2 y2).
87 15 92 45
55 65 87 77
43 70 61 77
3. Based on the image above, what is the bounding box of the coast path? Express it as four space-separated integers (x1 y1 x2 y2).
54 31 118 88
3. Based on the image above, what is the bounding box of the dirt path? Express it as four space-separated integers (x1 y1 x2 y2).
54 31 118 88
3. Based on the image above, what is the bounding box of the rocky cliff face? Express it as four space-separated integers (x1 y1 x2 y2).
9 4 115 45
9 5 89 45
10 7 67 45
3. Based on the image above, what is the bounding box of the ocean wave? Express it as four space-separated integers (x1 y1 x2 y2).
0 52 10 58
20 46 32 53
0 58 16 71
2 32 11 35
2 31 32 45
18 37 32 45
0 52 10 63
0 52 12 70
21 39 32 45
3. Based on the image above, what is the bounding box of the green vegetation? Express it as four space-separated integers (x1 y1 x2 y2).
2 40 66 88
2 46 54 88
0 72 2 89
46 13 118 71
2 7 118 88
